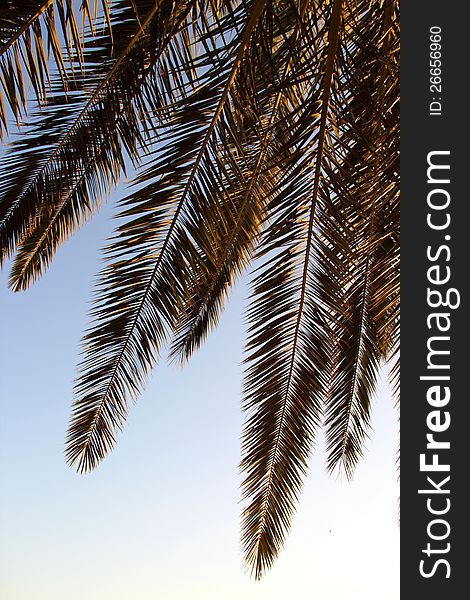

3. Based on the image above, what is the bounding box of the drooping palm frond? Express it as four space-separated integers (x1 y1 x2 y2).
1 0 198 286
168 0 313 364
239 0 399 575
318 0 399 478
65 0 271 472
240 0 344 577
0 0 134 261
0 0 108 137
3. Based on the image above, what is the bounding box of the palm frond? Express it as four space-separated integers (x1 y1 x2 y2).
240 0 399 576
240 0 344 578
168 0 310 364
5 0 199 290
0 0 107 137
319 0 399 477
65 0 270 473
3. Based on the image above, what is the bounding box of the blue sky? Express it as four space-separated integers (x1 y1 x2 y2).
0 191 399 599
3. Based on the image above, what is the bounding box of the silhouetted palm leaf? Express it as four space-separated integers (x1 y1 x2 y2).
2 0 195 283
0 0 106 137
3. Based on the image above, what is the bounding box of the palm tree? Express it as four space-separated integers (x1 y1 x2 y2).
0 0 399 579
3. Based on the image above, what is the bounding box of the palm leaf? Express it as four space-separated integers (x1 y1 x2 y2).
6 0 199 290
168 0 311 363
1 0 200 285
0 0 104 137
240 0 399 576
319 0 399 476
240 0 344 578
65 0 270 473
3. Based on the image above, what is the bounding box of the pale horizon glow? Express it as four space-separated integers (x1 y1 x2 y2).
0 197 399 599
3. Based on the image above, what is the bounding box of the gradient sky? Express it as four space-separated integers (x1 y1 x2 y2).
0 192 399 599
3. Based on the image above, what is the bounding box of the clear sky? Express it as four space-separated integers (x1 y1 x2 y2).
0 193 399 599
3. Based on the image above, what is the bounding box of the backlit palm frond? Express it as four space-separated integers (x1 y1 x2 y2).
66 0 270 473
0 0 145 262
0 0 108 138
323 242 381 479
240 0 343 578
313 0 399 477
2 0 196 288
168 0 311 364
366 0 399 365
320 179 396 478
